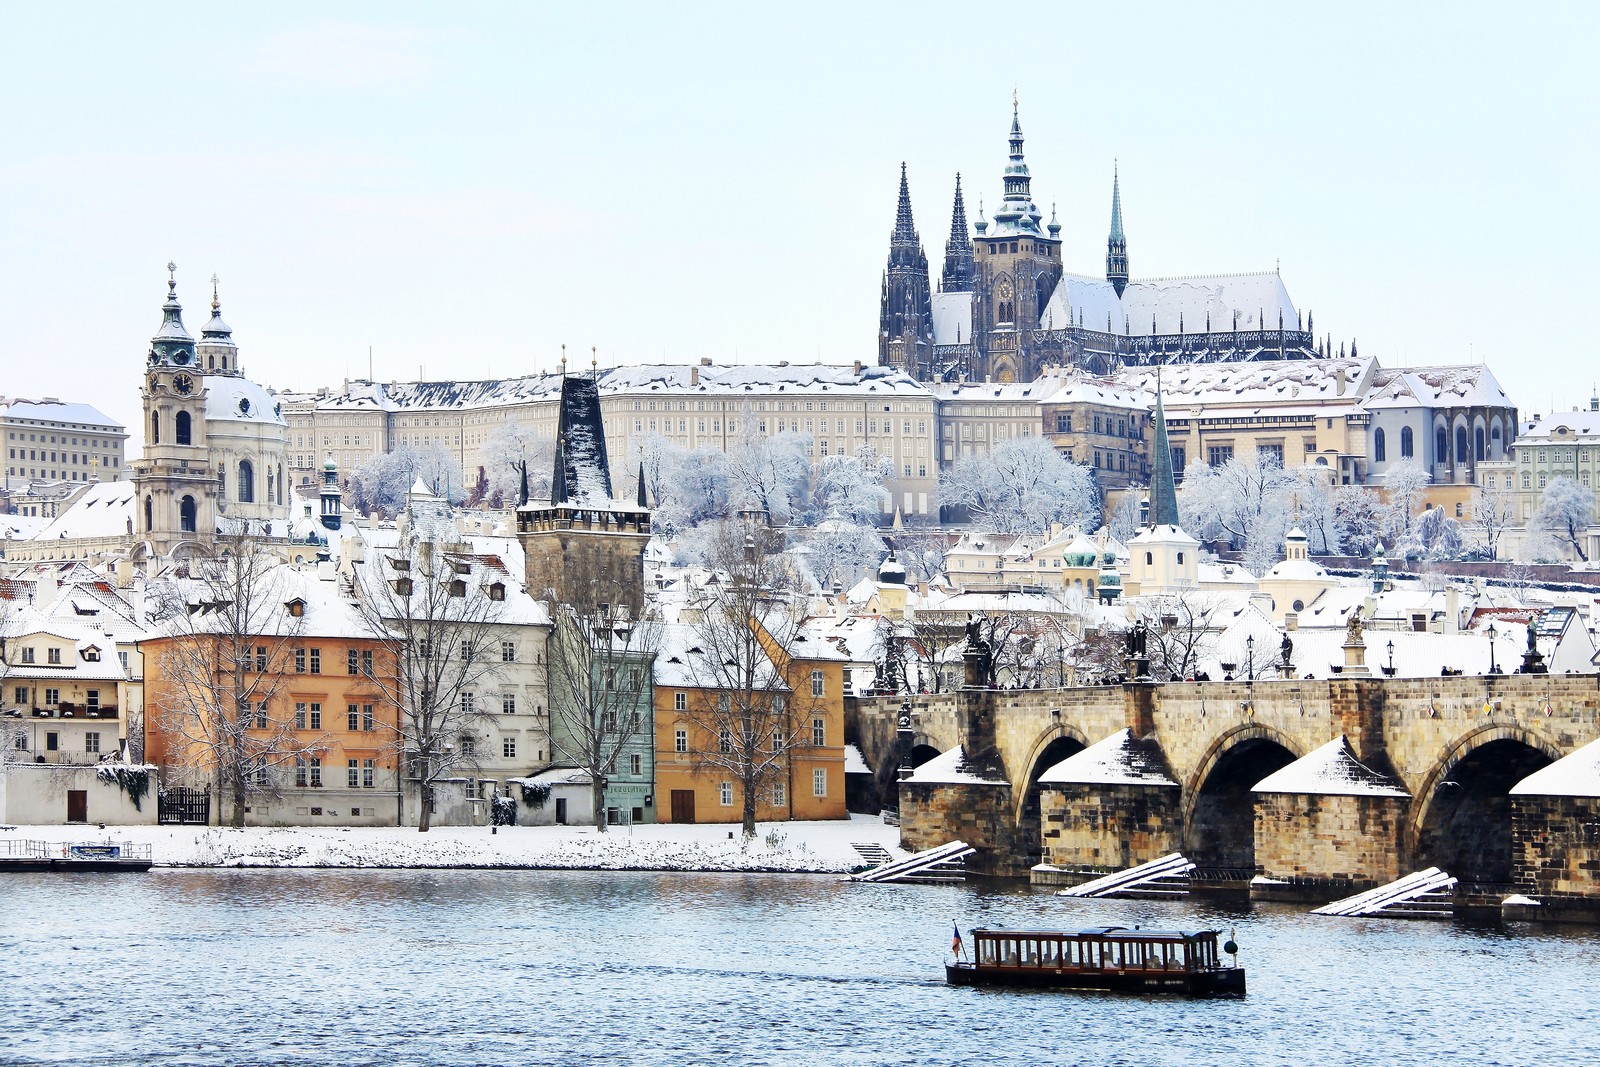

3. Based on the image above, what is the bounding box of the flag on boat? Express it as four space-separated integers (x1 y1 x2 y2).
952 923 963 957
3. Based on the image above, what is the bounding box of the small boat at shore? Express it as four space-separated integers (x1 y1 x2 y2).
0 838 153 872
946 926 1244 996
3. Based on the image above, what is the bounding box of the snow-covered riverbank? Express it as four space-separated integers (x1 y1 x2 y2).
1 815 903 872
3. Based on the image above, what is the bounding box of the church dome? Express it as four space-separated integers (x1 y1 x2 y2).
205 376 286 426
877 551 906 586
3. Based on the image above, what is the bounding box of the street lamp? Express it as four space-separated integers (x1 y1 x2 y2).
1387 639 1395 677
1245 635 1255 683
1487 622 1498 675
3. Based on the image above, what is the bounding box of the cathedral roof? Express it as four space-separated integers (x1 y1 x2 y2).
1363 364 1512 410
1040 273 1126 334
931 291 972 347
1120 271 1298 336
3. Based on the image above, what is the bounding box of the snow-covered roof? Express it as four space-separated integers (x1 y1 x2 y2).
930 379 1060 404
1039 273 1126 335
204 375 286 426
0 399 123 429
1120 271 1298 336
1115 357 1371 411
906 744 1007 785
600 363 932 399
791 614 880 663
843 743 871 775
1509 737 1600 798
653 621 784 690
1253 737 1409 797
1363 364 1512 411
932 291 972 347
28 481 137 541
1038 728 1178 787
520 766 593 787
1518 410 1600 442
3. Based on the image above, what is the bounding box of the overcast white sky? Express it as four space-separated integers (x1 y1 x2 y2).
2 2 1595 437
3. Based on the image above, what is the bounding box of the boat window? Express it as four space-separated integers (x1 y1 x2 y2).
1042 940 1059 967
978 939 997 966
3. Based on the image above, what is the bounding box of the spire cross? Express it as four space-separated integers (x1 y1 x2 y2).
210 273 220 307
1012 87 1018 113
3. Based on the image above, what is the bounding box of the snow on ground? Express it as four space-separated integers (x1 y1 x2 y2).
0 814 902 873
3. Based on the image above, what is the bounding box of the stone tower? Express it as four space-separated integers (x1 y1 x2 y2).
132 265 218 558
319 452 343 531
518 375 651 617
877 163 934 376
940 173 974 294
970 98 1062 383
196 275 241 377
1106 164 1129 298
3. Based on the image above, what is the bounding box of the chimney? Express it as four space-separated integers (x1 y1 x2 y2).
1284 611 1299 632
853 359 863 376
690 365 699 386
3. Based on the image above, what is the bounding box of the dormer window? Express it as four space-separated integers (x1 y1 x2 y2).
47 647 61 665
488 582 506 602
81 646 101 662
286 599 306 618
448 580 467 598
388 557 410 572
394 578 413 596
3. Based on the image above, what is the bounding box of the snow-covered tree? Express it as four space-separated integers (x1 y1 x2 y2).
938 437 1098 533
1469 481 1516 560
798 521 883 592
348 444 463 516
1279 467 1343 555
894 528 950 585
1136 592 1228 681
1179 453 1292 571
1380 460 1431 543
1533 476 1596 561
810 446 894 525
481 420 554 508
1108 490 1142 543
726 427 811 525
1403 505 1464 560
1335 483 1384 556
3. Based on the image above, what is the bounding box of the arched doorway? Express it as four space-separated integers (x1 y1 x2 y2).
1184 735 1297 872
1413 737 1554 884
1017 733 1088 867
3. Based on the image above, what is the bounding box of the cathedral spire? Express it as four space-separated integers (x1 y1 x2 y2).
992 94 1042 235
1148 367 1179 528
893 162 917 243
149 261 196 367
941 173 974 293
1106 163 1130 297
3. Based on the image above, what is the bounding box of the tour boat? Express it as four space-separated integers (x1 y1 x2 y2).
945 926 1245 996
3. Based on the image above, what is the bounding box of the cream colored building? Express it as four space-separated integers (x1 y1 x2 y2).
2 398 127 490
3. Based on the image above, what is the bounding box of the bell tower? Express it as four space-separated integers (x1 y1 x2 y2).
132 264 217 557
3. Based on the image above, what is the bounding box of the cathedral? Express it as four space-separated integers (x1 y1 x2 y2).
879 102 1320 383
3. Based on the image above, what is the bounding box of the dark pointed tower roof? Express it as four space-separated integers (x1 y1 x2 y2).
991 94 1043 236
941 173 975 293
149 262 197 367
1106 163 1130 298
893 162 917 242
549 375 614 506
1109 163 1126 243
1149 368 1179 527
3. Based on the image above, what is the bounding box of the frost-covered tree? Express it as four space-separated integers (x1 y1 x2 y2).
1136 592 1228 681
938 437 1098 533
1403 505 1464 560
1335 483 1384 556
1532 476 1596 561
349 444 463 516
1469 481 1516 560
1278 467 1343 555
726 426 811 525
1179 454 1291 571
799 521 884 592
894 528 950 585
1380 460 1431 543
810 446 894 525
481 420 554 508
1108 490 1142 543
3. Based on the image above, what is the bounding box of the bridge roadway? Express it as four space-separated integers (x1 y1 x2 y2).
847 673 1600 899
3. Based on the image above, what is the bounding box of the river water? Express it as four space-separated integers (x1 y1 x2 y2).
1 869 1594 1066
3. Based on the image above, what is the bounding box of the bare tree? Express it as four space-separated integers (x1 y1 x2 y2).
1136 593 1227 681
903 610 962 693
145 533 325 827
1470 481 1516 561
349 529 511 831
895 529 950 586
676 527 815 837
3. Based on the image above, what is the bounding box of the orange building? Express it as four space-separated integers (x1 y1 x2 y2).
143 567 403 827
653 619 847 824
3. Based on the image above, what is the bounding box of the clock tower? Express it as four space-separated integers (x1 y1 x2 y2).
133 264 218 557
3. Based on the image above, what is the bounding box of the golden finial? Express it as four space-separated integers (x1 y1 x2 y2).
560 343 567 374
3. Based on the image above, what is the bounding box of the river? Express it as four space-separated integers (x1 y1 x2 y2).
1 869 1595 1066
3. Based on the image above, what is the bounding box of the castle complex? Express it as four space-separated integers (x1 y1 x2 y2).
879 101 1319 383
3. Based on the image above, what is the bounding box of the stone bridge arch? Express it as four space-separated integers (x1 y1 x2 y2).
1181 723 1304 871
1011 722 1093 868
1405 722 1564 881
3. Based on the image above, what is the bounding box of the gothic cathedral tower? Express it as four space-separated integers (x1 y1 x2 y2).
132 265 218 557
940 173 974 293
970 99 1062 383
877 163 934 375
1106 164 1129 298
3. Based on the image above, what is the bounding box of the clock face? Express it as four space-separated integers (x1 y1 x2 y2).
997 279 1013 300
173 374 194 395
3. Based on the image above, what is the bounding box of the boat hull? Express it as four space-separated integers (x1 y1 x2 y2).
946 962 1244 996
0 858 153 872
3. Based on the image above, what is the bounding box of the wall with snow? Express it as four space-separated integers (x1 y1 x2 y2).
0 764 157 826
1039 782 1180 873
1513 794 1600 900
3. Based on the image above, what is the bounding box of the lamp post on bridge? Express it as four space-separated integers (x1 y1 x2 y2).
1488 622 1498 675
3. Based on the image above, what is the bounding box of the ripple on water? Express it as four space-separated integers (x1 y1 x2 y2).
0 869 1595 1066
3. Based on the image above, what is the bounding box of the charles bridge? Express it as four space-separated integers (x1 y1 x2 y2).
846 672 1600 916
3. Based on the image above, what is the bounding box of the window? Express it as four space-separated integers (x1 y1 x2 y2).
84 732 101 754
811 670 824 697
813 769 828 797
630 753 642 777
175 410 192 445
771 780 786 807
179 494 196 532
460 735 477 756
238 459 254 503
295 648 306 673
720 781 734 806
812 718 825 747
503 737 517 759
348 704 360 731
309 759 322 788
309 648 321 674
674 691 687 711
461 691 476 714
362 705 375 732
46 647 62 665
13 686 27 705
295 759 307 787
255 702 268 729
20 647 34 664
502 694 517 714
348 649 360 675
1207 446 1233 467
719 729 732 754
501 641 516 662
1401 426 1414 458
348 759 360 788
308 703 322 730
255 646 267 671
674 728 687 753
1056 414 1072 433
459 640 472 662
295 702 307 729
771 729 784 754
363 759 375 788
1373 428 1386 463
